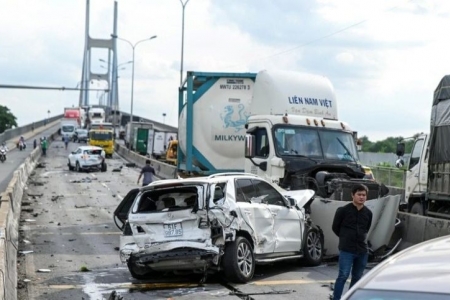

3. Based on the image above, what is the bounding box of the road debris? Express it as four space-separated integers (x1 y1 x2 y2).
37 269 51 273
19 251 34 255
51 195 64 202
75 205 89 209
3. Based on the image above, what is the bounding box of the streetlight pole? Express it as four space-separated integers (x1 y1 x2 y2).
179 0 190 88
111 34 157 149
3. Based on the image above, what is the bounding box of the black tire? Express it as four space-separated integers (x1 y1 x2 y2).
127 261 152 280
410 202 424 215
101 161 107 172
302 227 323 266
68 160 74 171
75 161 81 172
222 236 255 283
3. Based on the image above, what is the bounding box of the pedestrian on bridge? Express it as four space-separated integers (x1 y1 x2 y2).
63 134 69 150
41 137 48 156
331 183 373 300
137 159 155 187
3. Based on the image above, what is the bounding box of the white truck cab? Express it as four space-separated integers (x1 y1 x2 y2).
396 134 428 214
244 70 364 195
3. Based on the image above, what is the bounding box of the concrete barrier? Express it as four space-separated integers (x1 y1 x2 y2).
397 211 450 251
0 130 59 299
115 143 177 179
0 114 63 145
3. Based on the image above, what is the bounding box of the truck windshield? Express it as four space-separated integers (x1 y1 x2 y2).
62 126 75 132
90 132 112 141
274 127 358 162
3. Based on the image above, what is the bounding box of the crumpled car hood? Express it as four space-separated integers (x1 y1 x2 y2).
281 189 315 208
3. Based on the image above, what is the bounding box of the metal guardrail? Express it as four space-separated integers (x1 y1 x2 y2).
0 114 63 144
369 165 406 188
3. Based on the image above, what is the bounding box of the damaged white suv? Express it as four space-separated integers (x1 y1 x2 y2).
113 173 324 283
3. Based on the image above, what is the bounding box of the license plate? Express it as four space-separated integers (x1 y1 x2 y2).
164 223 183 237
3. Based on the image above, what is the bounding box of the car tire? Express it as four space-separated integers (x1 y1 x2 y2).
222 236 255 283
127 261 152 280
68 160 74 171
302 227 323 266
101 161 107 172
75 161 81 172
410 202 424 215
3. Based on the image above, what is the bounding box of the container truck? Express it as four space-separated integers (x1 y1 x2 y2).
396 74 450 219
60 108 81 139
178 70 380 198
124 121 154 155
88 107 106 126
178 70 401 257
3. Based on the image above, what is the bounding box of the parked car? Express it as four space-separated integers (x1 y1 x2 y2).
113 173 324 283
73 129 88 143
68 145 107 172
342 235 450 300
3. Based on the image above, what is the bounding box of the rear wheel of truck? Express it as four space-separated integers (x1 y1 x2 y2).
222 236 255 283
410 202 424 215
302 227 323 266
127 261 153 280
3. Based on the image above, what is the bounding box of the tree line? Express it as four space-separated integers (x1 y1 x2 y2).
0 105 18 134
360 134 422 154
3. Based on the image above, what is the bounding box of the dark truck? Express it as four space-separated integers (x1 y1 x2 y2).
397 75 450 219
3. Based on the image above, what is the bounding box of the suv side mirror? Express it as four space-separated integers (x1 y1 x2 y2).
244 135 255 158
396 142 405 157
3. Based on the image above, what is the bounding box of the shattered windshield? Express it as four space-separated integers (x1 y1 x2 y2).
134 185 204 213
274 126 358 162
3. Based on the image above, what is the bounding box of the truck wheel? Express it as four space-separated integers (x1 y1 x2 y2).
75 162 81 172
222 236 255 283
68 160 74 171
410 202 424 215
302 227 323 266
127 261 152 280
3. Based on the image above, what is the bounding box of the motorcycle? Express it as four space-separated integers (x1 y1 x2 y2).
0 149 6 163
17 140 26 151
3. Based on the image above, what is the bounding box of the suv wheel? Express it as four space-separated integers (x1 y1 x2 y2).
222 236 255 283
127 261 152 280
302 227 323 266
75 161 81 172
68 160 74 171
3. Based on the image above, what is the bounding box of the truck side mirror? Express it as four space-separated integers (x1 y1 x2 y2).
396 142 405 157
245 135 256 158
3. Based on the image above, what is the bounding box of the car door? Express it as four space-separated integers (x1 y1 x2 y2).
235 178 275 254
252 179 303 253
69 148 80 166
113 188 140 231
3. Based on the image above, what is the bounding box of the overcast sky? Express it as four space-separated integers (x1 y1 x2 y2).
1 0 449 141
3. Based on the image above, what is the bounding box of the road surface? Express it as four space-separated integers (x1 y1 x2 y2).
0 123 60 193
16 139 375 300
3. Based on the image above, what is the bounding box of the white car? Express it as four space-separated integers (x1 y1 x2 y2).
113 173 324 283
68 145 107 172
342 235 450 300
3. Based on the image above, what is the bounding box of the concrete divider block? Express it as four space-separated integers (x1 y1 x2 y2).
0 128 58 299
115 144 177 180
397 212 427 250
424 218 450 240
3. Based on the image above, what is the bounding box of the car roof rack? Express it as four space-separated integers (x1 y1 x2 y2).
207 172 260 179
